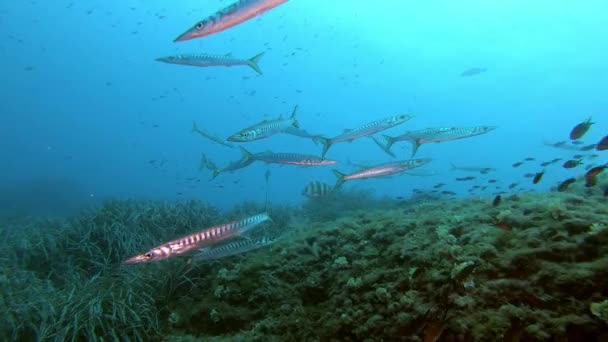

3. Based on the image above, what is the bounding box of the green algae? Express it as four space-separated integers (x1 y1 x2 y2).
1 183 608 341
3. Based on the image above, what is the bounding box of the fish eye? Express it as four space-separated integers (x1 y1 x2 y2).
144 252 152 259
196 22 204 29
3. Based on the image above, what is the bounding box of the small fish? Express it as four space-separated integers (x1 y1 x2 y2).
332 159 431 188
315 114 413 157
532 171 545 184
540 161 551 167
157 52 265 75
302 181 333 198
174 0 289 42
460 67 487 77
384 126 496 157
508 183 518 190
488 179 498 183
579 144 598 151
571 140 584 145
569 117 594 140
557 178 576 192
456 176 476 181
523 173 535 178
492 195 501 207
598 136 608 151
512 162 524 168
572 154 586 159
228 106 299 142
433 183 445 189
523 157 536 161
551 158 563 163
441 190 456 195
563 160 582 169
585 165 606 187
192 121 235 148
123 213 271 264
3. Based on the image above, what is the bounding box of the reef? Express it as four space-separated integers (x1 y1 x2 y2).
1 178 608 341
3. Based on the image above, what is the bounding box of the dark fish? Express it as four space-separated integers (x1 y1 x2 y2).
540 161 551 167
524 157 536 161
433 183 445 189
571 140 584 145
441 191 456 195
569 117 593 140
303 181 333 198
532 171 544 184
460 67 487 77
488 179 498 183
580 144 598 151
508 183 518 189
585 165 606 187
492 195 501 207
524 173 535 178
598 136 608 151
551 158 563 163
572 154 585 159
557 178 576 192
563 160 582 169
512 162 524 168
456 176 476 181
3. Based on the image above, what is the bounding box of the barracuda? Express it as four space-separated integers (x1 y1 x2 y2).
314 114 413 157
240 147 336 166
384 126 497 157
175 0 289 42
193 236 276 262
228 106 299 142
332 159 432 188
156 52 264 75
123 213 270 264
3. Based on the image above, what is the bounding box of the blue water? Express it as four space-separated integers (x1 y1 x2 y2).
1 0 607 213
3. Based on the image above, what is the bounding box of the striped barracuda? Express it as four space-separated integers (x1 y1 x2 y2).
241 147 336 166
193 236 276 262
156 52 264 75
175 0 289 42
192 122 235 149
332 159 432 188
315 114 413 157
228 106 299 142
123 213 270 264
383 126 496 157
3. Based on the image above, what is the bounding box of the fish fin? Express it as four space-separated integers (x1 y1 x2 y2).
239 146 253 162
382 134 395 151
290 105 300 128
247 52 264 75
411 139 422 157
211 167 221 180
370 136 395 158
332 169 346 189
314 136 332 157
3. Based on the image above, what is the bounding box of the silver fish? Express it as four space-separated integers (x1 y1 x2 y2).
175 0 289 42
192 121 235 149
384 126 496 157
228 106 299 142
156 52 264 75
206 147 256 179
332 159 432 188
315 114 413 157
193 236 275 262
123 213 271 264
241 147 336 166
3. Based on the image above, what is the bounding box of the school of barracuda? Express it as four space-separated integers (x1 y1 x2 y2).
127 0 607 265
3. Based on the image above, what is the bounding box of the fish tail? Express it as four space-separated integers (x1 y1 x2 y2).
211 168 221 180
247 52 265 75
371 136 395 158
332 169 346 189
290 105 300 128
199 153 208 171
314 136 332 157
382 134 395 151
239 146 253 162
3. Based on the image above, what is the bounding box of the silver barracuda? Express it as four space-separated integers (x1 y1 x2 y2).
332 158 432 188
205 147 256 179
383 126 496 157
157 52 264 75
192 122 235 149
228 106 299 142
315 114 413 157
175 0 289 42
123 213 270 264
192 236 275 262
240 147 336 166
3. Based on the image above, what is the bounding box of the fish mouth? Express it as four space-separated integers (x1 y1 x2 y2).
174 28 198 42
122 254 149 264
